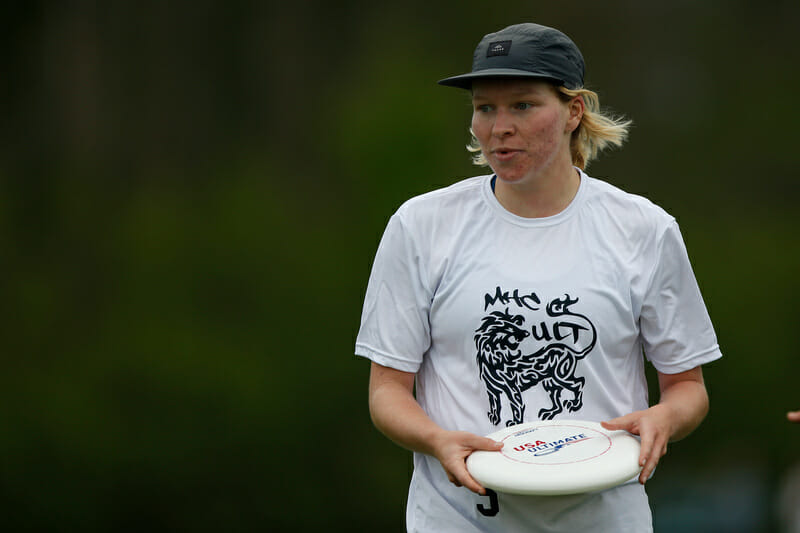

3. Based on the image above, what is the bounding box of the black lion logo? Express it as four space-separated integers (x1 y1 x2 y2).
474 295 596 426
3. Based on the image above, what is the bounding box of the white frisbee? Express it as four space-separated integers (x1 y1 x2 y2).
466 420 642 495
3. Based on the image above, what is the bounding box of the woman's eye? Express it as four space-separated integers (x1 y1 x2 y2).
516 102 533 110
476 105 492 113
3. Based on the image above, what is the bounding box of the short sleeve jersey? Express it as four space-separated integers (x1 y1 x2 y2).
355 170 722 532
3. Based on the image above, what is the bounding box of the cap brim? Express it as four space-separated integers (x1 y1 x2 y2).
438 68 564 89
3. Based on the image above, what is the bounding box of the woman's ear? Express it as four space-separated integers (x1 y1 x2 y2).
566 95 585 134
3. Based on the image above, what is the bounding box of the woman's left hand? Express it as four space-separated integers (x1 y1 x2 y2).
601 366 710 485
601 404 673 484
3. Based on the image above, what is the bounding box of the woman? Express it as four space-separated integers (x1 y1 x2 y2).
355 22 722 532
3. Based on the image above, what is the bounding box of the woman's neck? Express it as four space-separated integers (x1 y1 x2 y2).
494 166 581 218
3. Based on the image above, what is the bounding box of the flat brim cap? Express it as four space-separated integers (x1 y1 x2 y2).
438 23 585 90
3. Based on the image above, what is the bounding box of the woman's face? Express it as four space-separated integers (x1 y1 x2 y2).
471 79 581 187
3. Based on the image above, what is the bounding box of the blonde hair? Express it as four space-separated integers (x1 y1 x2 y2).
467 85 632 170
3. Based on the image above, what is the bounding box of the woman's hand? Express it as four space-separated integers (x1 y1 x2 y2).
368 362 503 495
601 404 673 484
430 430 504 495
602 366 709 485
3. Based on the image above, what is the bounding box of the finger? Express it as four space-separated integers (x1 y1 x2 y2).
448 437 501 495
460 472 487 495
639 449 656 484
445 471 460 486
470 437 504 452
637 425 655 471
446 459 486 495
601 413 637 433
787 411 800 423
639 436 667 484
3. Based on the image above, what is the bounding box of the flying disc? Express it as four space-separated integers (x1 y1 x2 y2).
466 420 641 495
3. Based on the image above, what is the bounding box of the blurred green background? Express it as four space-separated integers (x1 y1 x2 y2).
2 1 799 531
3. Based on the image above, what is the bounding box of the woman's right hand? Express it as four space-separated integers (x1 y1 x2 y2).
368 362 503 495
430 430 504 495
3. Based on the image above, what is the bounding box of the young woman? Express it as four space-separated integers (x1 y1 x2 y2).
356 22 722 532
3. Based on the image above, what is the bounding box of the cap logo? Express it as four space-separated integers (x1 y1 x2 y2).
487 40 511 57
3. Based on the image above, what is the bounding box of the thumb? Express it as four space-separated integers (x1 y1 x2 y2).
469 435 504 452
602 413 637 433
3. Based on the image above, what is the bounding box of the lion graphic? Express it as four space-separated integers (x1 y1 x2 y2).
474 295 596 426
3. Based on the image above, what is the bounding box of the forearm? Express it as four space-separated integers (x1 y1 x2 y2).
367 362 503 494
368 375 444 456
657 370 709 442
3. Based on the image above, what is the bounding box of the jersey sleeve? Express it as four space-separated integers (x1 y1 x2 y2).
640 221 722 373
355 212 432 373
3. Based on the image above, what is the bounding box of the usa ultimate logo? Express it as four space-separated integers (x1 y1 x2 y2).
474 287 597 426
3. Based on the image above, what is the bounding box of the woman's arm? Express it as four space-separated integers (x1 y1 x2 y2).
368 362 503 495
601 366 709 484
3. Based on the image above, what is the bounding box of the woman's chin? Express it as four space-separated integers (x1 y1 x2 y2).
494 172 526 185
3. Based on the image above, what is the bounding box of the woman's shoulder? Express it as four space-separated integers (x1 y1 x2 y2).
583 175 674 227
395 174 489 222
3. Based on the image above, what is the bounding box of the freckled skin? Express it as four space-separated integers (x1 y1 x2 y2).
470 79 584 217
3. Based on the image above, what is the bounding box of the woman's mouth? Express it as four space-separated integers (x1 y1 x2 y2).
492 148 521 162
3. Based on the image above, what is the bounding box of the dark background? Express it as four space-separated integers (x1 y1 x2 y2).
2 1 799 531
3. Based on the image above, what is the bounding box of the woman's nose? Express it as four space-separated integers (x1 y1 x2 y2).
491 109 515 137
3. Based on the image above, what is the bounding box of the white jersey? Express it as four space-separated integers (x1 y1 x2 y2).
355 170 722 532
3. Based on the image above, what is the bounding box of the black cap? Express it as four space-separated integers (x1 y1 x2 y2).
438 23 585 90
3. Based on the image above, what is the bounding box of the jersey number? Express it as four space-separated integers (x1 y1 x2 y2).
476 489 499 517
